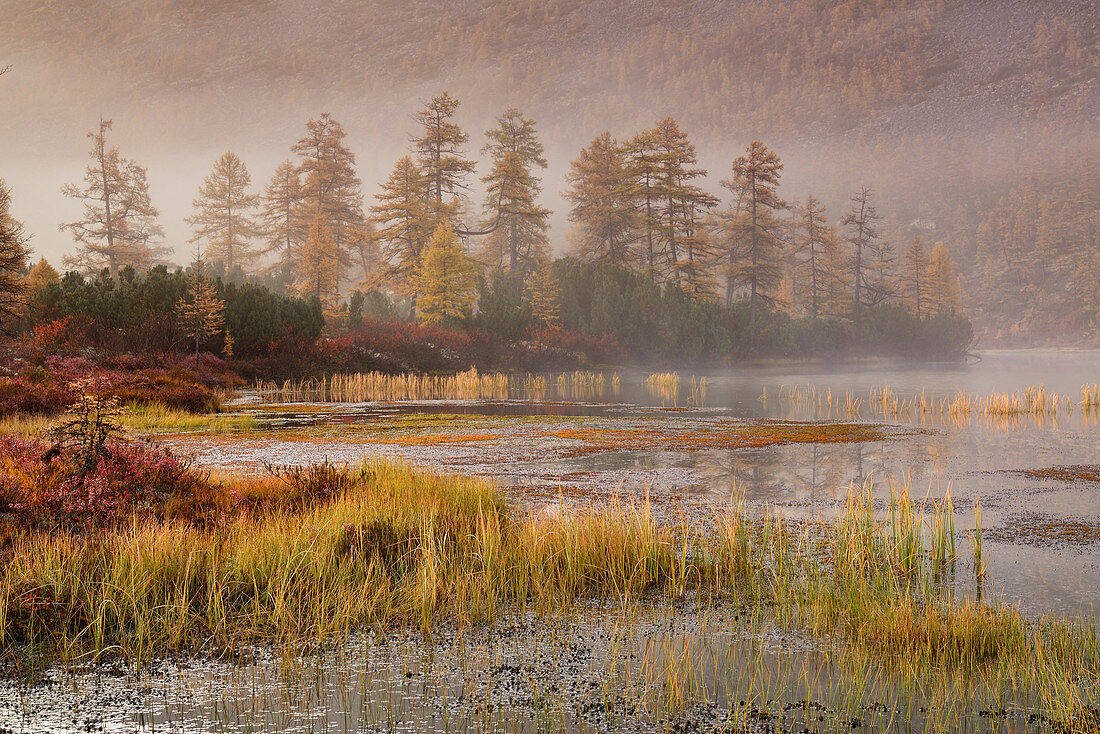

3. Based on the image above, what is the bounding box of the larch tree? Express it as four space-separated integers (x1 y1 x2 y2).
176 245 225 358
294 204 343 315
902 237 931 317
841 186 882 328
866 235 898 306
347 219 384 289
415 221 479 325
716 140 786 324
292 113 364 257
372 156 436 298
790 195 841 318
565 132 637 267
25 257 60 296
0 180 30 335
525 259 561 327
928 241 962 314
623 128 664 276
652 118 717 297
413 93 475 221
260 160 305 266
478 108 550 273
187 152 261 273
60 119 164 274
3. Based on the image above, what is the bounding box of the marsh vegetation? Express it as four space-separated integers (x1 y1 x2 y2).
0 353 1098 732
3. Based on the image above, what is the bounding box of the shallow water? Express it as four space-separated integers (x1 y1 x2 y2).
163 349 1100 617
4 350 1097 733
0 602 1056 734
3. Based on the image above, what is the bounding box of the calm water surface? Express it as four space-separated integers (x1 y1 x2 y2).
160 349 1100 617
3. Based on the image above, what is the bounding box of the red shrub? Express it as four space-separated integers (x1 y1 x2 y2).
0 436 205 530
0 376 73 415
0 358 231 418
18 317 84 361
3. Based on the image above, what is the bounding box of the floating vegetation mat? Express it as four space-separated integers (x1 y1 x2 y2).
1010 464 1100 483
151 414 901 474
544 421 895 458
985 513 1100 549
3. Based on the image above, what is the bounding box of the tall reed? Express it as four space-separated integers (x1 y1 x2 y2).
1 463 1095 728
252 369 620 403
768 382 1099 426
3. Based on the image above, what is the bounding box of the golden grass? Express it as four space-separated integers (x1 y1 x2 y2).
0 461 1096 727
0 402 255 437
252 369 621 404
643 372 707 408
767 383 1100 427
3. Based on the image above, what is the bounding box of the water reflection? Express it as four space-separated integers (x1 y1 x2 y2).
165 350 1100 616
1 605 1055 734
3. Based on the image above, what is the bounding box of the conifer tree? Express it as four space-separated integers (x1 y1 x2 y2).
348 220 384 289
176 246 225 357
61 119 164 274
415 221 478 324
652 119 717 297
866 236 898 306
842 186 882 328
479 108 550 272
716 141 786 323
928 241 962 314
623 128 664 275
295 204 342 315
187 152 261 273
372 156 436 297
413 93 475 219
902 237 931 317
565 132 637 267
292 113 364 255
790 195 841 318
260 160 305 265
525 259 561 327
0 180 29 335
24 258 60 296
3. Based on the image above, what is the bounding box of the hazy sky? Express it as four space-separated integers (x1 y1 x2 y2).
3 0 1095 270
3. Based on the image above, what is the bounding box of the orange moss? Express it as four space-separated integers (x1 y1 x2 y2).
377 433 498 446
1013 465 1100 483
545 421 893 457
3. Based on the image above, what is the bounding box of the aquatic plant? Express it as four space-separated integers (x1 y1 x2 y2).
253 369 622 404
767 382 1099 428
644 372 680 406
0 461 1095 730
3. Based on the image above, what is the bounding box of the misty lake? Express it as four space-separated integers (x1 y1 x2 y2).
165 348 1100 617
4 348 1098 733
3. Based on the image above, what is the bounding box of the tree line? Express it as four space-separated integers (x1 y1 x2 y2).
44 95 961 322
0 92 973 362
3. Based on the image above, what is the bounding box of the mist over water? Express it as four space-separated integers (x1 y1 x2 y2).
2 4 1099 731
4 1 1097 342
